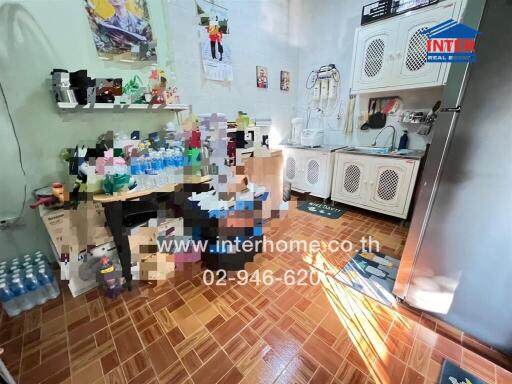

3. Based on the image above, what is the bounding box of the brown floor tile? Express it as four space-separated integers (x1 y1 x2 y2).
309 366 334 384
461 349 496 384
402 366 426 384
212 314 246 346
303 334 343 375
191 350 234 384
145 336 179 375
113 326 143 362
181 349 202 374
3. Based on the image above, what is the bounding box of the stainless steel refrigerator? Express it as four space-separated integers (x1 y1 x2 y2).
393 0 512 355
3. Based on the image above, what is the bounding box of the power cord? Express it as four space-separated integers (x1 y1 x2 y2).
0 79 27 227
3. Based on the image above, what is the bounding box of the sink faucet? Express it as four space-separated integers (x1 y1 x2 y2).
372 125 397 151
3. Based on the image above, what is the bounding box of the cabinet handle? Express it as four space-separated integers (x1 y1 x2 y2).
395 51 402 60
388 53 395 61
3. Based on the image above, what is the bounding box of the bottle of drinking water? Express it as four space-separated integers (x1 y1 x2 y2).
174 146 184 183
144 154 156 188
23 269 48 305
130 157 145 191
151 150 165 186
163 148 171 183
9 275 33 311
33 251 50 266
0 279 21 317
36 265 60 300
8 258 20 273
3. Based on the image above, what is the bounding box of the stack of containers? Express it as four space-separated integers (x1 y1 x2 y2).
0 251 60 317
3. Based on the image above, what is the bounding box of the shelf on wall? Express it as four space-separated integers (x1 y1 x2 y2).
57 102 190 112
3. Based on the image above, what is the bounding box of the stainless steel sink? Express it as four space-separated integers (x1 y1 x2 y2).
345 146 391 154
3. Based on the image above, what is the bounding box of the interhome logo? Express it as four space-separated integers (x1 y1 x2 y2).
422 19 479 63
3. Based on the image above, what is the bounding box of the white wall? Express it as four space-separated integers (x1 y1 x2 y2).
294 0 443 150
0 0 299 261
168 0 299 145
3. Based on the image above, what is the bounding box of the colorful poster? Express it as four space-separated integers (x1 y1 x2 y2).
84 0 157 61
256 66 268 89
196 0 233 82
280 70 290 91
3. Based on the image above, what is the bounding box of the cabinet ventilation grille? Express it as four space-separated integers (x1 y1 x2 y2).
344 165 361 194
364 39 385 78
377 169 399 201
285 157 296 181
307 160 320 184
406 27 429 72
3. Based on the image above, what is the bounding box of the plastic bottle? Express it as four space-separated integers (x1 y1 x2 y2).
37 265 60 300
130 157 145 190
8 259 20 273
144 154 156 188
9 275 33 311
24 269 48 305
164 148 173 183
0 280 21 317
398 130 409 150
151 150 165 186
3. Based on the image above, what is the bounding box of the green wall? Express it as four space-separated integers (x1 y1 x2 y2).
0 0 176 261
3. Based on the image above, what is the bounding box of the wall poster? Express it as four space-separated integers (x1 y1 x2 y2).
256 66 268 89
280 70 290 91
84 0 157 61
196 0 233 82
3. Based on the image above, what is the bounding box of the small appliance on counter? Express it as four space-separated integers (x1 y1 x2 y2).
290 117 304 145
301 129 324 147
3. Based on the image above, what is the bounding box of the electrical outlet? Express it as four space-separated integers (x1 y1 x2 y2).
0 217 24 230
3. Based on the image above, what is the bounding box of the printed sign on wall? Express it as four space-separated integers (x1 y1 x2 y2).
196 0 233 82
84 0 157 61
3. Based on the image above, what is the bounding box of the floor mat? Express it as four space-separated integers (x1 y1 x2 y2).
297 201 345 219
439 360 487 384
334 249 400 307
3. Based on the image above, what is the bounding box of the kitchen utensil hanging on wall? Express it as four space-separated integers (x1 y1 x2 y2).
418 100 441 135
360 96 399 130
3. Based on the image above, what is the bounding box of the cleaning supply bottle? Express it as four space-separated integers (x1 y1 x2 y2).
398 130 409 150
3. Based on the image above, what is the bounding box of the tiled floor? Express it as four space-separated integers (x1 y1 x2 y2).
1 202 511 384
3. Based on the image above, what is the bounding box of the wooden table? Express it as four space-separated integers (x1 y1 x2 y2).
93 176 211 203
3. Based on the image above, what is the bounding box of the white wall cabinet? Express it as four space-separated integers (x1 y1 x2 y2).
283 148 335 199
351 0 463 93
331 153 420 219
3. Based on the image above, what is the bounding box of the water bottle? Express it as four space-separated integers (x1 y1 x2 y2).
8 259 20 273
34 253 50 266
24 269 48 305
130 157 145 190
9 276 33 311
144 154 157 188
37 266 60 300
164 148 173 183
174 147 184 183
0 280 21 317
151 150 164 186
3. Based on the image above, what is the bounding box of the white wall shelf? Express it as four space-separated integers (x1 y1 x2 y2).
57 102 190 112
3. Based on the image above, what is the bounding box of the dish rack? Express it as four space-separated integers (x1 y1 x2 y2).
361 0 438 25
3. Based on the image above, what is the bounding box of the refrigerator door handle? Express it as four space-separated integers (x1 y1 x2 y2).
440 106 462 113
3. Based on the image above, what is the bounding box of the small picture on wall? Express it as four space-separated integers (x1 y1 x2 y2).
256 66 268 89
280 70 290 91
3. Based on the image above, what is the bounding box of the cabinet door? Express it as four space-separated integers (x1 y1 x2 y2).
392 2 458 87
352 24 395 91
303 152 330 197
366 158 416 215
331 154 369 204
283 150 299 187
